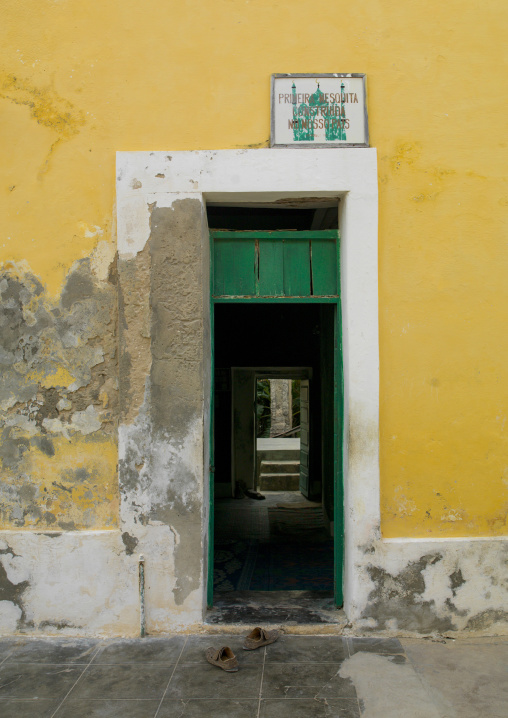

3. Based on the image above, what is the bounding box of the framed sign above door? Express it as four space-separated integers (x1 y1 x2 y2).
271 73 368 148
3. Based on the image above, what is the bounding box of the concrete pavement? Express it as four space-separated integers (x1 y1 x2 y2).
0 634 505 717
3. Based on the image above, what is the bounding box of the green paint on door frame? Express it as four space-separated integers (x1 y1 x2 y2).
207 230 344 609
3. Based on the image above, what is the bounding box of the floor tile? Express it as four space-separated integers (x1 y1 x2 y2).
260 698 360 718
180 635 264 665
0 642 18 665
157 698 259 717
348 638 404 656
265 635 348 663
0 699 59 718
261 663 356 699
0 639 22 656
93 637 186 664
54 699 160 717
0 663 83 699
69 664 172 700
164 663 262 699
404 640 508 718
5 638 98 664
339 651 442 718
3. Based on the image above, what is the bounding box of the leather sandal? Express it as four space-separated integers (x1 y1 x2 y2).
205 645 239 672
243 627 280 650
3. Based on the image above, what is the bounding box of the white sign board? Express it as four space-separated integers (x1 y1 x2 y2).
271 74 368 148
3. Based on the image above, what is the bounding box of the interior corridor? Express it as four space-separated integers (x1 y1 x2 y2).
213 490 334 594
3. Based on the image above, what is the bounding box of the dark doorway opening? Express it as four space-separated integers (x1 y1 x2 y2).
211 303 339 623
207 204 339 232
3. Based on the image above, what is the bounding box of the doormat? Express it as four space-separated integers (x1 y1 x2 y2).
268 504 328 537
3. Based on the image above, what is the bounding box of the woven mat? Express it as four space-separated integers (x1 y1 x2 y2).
268 505 327 537
275 501 322 509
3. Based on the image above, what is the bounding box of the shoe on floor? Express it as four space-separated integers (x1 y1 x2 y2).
206 645 239 671
243 627 280 650
245 489 266 500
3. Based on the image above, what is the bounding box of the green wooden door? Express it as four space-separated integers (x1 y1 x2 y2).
209 229 343 608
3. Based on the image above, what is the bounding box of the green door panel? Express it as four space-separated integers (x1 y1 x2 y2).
213 238 256 296
283 239 311 296
258 239 284 296
211 230 339 298
311 237 338 295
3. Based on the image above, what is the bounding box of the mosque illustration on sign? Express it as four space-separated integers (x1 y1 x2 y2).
292 81 347 142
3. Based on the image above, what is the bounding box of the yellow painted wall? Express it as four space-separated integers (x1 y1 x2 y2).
1 0 507 536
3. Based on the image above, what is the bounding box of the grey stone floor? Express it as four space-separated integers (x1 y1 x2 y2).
0 634 506 717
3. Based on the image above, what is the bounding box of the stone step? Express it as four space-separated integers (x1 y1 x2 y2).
259 473 300 491
257 449 300 462
260 460 300 474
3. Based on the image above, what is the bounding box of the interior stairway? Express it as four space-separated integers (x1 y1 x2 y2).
258 455 300 491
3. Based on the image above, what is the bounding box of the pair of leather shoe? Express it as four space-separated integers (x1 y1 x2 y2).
206 627 280 672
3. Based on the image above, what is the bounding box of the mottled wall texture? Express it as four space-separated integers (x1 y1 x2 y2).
0 258 119 530
0 0 507 635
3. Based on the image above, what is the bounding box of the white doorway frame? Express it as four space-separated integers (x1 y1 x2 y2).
116 148 379 622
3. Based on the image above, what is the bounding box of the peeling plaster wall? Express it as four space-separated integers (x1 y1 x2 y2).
0 259 119 530
0 532 138 635
117 196 210 631
0 192 211 636
349 528 508 634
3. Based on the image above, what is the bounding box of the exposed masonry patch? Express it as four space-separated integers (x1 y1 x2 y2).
116 198 207 617
362 553 455 633
121 532 139 556
450 569 465 595
38 620 81 630
466 609 508 631
355 539 508 634
0 258 118 529
0 541 29 630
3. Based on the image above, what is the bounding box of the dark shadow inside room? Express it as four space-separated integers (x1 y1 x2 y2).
212 303 337 613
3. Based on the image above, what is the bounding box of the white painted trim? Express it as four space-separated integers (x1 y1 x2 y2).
117 148 380 620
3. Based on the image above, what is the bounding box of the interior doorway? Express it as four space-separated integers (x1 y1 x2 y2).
211 301 341 616
255 373 306 497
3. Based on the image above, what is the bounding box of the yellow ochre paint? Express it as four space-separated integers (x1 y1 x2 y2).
1 0 507 537
0 434 118 530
